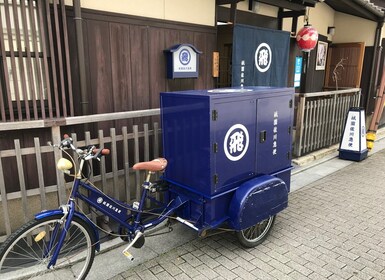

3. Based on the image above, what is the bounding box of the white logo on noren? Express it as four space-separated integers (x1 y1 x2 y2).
224 124 249 161
255 43 272 73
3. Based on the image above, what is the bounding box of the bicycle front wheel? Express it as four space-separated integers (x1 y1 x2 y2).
0 214 96 280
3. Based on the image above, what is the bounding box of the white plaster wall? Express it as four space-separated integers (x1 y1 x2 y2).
77 0 215 26
308 3 335 40
282 2 334 39
332 12 376 46
67 1 379 46
235 2 278 17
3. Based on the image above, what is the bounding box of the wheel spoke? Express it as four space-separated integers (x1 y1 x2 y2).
0 215 95 280
236 216 276 248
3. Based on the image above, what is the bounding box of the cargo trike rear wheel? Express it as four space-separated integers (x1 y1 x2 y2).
236 215 275 247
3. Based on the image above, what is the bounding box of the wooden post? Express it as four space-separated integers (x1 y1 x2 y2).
51 126 67 205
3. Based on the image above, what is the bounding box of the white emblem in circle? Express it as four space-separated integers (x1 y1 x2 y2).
97 197 103 204
224 124 249 161
255 43 272 73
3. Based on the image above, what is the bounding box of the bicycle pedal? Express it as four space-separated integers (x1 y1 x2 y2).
123 250 134 261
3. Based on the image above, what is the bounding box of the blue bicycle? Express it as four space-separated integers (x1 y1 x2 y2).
0 135 178 279
0 133 285 279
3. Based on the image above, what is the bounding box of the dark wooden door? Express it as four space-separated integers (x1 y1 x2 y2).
324 43 365 89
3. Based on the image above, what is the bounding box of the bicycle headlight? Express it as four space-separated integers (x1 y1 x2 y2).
57 158 73 171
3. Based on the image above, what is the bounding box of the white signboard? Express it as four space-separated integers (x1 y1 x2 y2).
340 110 367 151
173 46 198 73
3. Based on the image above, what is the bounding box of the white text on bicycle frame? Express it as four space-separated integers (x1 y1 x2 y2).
97 197 122 214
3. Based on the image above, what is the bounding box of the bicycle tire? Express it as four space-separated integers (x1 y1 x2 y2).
236 215 276 248
0 214 96 280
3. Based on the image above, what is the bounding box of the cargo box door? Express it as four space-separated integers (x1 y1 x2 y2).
256 96 293 175
213 99 256 193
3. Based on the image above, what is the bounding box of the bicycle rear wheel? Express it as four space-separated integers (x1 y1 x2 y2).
0 214 96 280
236 215 275 248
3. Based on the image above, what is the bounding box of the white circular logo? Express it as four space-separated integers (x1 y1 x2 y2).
179 48 191 65
97 197 103 204
255 43 272 73
224 124 249 161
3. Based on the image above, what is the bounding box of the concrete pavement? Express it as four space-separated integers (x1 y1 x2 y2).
87 134 385 280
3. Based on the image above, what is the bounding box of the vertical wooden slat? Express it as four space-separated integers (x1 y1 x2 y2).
20 0 38 120
84 132 93 188
337 96 344 142
37 0 52 118
153 122 159 159
336 96 344 143
29 0 46 119
304 101 311 153
52 0 67 117
52 126 66 204
0 156 12 235
314 100 320 149
133 125 140 201
14 140 28 222
326 97 333 145
152 122 161 201
4 0 22 120
11 1 30 120
34 137 46 211
144 124 149 162
301 101 307 155
143 124 150 207
320 99 327 147
316 100 322 149
310 101 316 152
122 126 130 203
329 94 337 146
110 128 119 200
0 1 15 121
84 131 96 221
98 130 107 193
44 0 60 117
60 0 74 116
0 21 8 121
305 101 310 153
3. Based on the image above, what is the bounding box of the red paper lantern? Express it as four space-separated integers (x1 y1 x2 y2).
296 25 318 52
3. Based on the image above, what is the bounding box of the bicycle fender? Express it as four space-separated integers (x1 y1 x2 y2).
228 175 288 231
35 209 101 251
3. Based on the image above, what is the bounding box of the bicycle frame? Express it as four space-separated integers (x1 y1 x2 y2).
38 157 187 269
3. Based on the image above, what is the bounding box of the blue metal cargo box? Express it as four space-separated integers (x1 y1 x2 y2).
161 87 294 198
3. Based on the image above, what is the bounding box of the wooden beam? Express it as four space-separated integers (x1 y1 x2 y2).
230 1 237 23
255 0 315 11
216 0 242 5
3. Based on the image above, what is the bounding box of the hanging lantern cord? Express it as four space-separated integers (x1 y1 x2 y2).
304 7 309 25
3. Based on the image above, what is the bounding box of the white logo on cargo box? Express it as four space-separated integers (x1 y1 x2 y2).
224 124 249 161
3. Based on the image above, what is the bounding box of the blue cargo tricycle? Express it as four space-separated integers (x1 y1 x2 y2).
0 87 294 280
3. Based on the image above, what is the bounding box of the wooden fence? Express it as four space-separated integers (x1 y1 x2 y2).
0 109 160 240
294 88 361 157
0 88 363 239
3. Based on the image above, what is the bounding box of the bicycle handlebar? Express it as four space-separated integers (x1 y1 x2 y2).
57 134 110 161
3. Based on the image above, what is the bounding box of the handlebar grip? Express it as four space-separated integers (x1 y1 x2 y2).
93 148 110 155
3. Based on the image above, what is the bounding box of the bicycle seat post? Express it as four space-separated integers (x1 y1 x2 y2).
142 171 154 189
133 158 167 185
